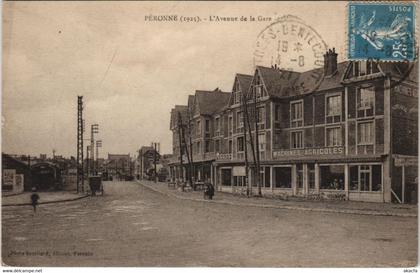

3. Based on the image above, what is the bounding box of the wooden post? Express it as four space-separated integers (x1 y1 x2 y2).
344 164 349 200
315 163 320 194
402 166 405 203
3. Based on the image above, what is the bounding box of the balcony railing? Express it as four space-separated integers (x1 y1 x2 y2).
216 153 232 160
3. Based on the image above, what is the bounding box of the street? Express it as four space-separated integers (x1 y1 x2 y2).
2 181 417 267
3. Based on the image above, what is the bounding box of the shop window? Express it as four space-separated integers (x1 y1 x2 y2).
349 165 382 191
308 164 315 189
233 176 246 187
358 121 374 145
320 165 345 190
290 101 303 127
296 164 304 188
221 169 232 186
326 95 341 123
291 131 303 149
326 127 342 147
357 87 374 117
260 167 271 188
274 167 292 188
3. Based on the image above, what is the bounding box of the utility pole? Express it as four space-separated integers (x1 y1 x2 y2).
178 112 193 189
86 145 90 184
77 96 84 193
177 116 184 186
96 140 102 175
151 142 159 183
90 124 99 175
254 87 262 196
240 87 250 197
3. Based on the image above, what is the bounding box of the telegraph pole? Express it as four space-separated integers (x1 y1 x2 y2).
96 140 102 175
77 96 84 193
151 142 159 183
90 124 99 175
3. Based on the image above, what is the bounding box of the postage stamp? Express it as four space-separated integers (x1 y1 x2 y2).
348 2 416 61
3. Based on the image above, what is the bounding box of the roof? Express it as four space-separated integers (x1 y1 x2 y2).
194 88 231 115
255 66 301 98
108 154 130 160
170 105 188 129
236 73 253 95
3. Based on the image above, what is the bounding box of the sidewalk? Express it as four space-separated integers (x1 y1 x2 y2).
137 180 417 218
2 191 89 206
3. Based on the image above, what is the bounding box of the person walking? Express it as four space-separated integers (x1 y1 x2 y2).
30 188 40 212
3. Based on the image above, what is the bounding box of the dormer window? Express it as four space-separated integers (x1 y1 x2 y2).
253 76 263 98
353 61 379 77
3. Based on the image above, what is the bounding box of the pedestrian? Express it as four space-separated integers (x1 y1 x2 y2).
30 187 40 213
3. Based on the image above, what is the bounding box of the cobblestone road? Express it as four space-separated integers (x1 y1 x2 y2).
2 181 417 267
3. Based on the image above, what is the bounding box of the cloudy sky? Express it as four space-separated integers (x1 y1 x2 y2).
2 1 347 158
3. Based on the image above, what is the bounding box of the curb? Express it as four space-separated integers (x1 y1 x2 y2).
2 194 90 207
137 181 417 218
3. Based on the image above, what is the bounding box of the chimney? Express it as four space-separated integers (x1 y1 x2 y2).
323 48 338 77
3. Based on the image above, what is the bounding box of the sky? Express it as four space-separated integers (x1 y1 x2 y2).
2 1 347 158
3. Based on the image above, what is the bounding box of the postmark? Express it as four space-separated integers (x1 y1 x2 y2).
348 2 416 61
253 15 328 93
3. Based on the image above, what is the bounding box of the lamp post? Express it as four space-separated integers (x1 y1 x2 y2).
91 124 99 175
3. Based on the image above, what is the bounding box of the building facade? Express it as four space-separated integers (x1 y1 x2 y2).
169 49 418 203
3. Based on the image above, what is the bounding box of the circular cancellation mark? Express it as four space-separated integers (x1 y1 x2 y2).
253 15 328 94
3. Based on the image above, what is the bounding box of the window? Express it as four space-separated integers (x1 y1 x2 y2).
237 111 244 128
273 167 292 188
228 140 233 153
205 119 210 132
233 176 246 187
234 91 241 105
358 122 374 145
350 165 382 191
237 137 244 152
326 127 342 147
258 134 265 151
290 101 303 127
228 116 233 135
196 141 201 154
215 117 220 135
326 95 341 123
357 87 374 117
205 140 210 153
291 131 303 149
215 139 220 153
257 107 265 124
353 61 379 77
320 165 345 190
275 105 281 122
196 120 201 136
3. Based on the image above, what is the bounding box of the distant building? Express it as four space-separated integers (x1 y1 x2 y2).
136 146 160 179
2 153 31 193
105 154 132 180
